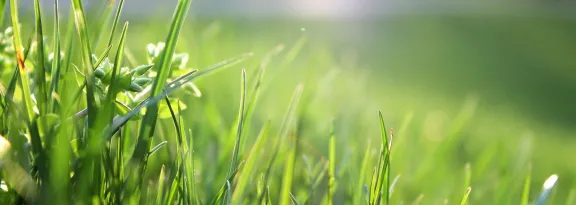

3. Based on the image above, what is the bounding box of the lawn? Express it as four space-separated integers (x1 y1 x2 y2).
1 0 575 204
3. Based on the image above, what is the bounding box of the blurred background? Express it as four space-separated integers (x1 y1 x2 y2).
20 0 576 203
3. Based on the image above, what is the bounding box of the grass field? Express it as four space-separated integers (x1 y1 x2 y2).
1 0 576 204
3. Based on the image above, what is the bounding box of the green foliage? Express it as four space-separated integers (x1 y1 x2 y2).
0 0 572 205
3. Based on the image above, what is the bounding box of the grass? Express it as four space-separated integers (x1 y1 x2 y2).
0 0 574 204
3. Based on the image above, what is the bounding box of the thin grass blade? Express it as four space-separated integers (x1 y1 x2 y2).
328 121 336 205
228 68 247 177
129 1 193 189
232 122 271 202
521 164 532 205
48 0 61 112
460 187 472 205
33 0 48 115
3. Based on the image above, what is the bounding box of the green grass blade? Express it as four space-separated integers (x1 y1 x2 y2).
148 141 168 156
259 84 303 204
460 187 472 205
521 164 532 205
373 111 391 205
411 194 424 205
0 0 6 28
289 192 301 205
240 45 284 149
106 0 125 47
71 0 98 126
48 0 61 112
281 36 307 67
353 140 372 204
280 136 297 205
228 68 247 177
164 158 182 205
4 32 34 116
464 163 471 190
130 0 192 186
33 0 48 115
232 122 271 202
156 165 167 205
328 121 336 205
188 52 253 81
209 162 245 205
103 22 129 113
10 0 35 122
105 53 251 139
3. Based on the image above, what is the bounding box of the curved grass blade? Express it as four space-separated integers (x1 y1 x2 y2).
148 141 167 156
104 52 252 139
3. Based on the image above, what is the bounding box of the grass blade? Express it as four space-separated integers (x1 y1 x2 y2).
327 121 336 205
0 0 6 28
289 192 301 205
280 136 297 205
156 165 166 205
103 22 129 120
10 0 35 122
106 0 125 47
48 0 61 112
536 174 559 205
373 111 391 205
520 164 532 205
228 68 247 178
353 140 372 204
460 187 472 205
71 0 98 125
33 0 48 115
104 53 251 139
259 84 304 204
232 122 271 202
148 141 168 156
129 0 192 188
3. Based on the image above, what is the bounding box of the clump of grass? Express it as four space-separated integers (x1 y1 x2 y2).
0 0 571 204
